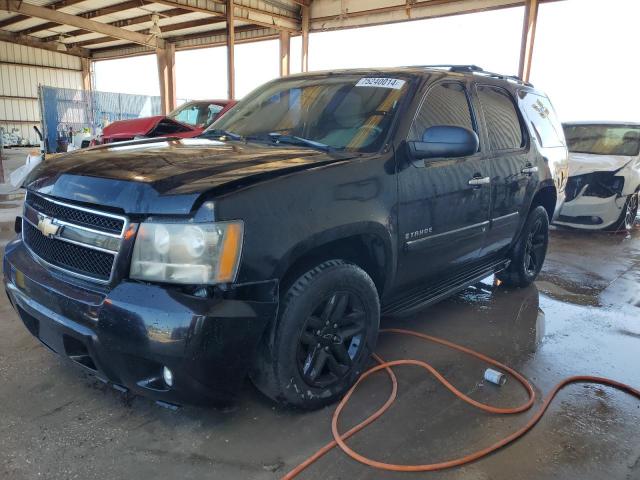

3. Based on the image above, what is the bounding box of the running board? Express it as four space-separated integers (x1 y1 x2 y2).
382 259 509 317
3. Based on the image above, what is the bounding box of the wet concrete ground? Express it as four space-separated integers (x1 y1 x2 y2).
0 182 639 479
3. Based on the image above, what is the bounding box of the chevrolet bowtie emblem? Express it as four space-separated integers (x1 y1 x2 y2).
37 216 61 238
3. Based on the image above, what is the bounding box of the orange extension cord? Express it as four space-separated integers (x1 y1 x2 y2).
283 327 640 479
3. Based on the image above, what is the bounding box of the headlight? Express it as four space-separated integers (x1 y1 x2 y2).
130 220 243 284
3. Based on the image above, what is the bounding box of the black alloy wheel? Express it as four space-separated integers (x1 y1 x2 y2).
497 206 549 288
297 291 367 388
523 217 547 276
250 260 380 409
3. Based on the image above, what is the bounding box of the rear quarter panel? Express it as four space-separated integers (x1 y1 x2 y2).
517 88 569 218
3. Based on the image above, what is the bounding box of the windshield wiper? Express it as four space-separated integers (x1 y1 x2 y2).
201 129 244 141
246 132 336 152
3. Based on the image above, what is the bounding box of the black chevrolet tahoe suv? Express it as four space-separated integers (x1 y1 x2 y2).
3 66 568 409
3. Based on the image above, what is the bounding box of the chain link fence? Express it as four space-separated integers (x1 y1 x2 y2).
39 86 162 153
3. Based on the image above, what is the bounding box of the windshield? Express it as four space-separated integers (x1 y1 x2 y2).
564 124 640 156
169 102 224 128
206 75 411 152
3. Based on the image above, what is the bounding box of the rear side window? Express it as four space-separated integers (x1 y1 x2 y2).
477 85 523 151
518 92 565 148
409 82 475 141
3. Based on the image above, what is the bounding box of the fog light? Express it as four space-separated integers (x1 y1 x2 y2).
163 366 174 387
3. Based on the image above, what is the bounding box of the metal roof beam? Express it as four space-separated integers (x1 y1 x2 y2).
234 3 300 31
310 0 556 31
151 0 301 31
0 0 87 29
72 17 226 47
89 24 277 59
16 0 158 36
1 0 166 48
40 8 193 43
0 29 89 56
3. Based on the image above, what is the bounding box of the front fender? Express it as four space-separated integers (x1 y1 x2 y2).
621 160 640 195
274 221 397 294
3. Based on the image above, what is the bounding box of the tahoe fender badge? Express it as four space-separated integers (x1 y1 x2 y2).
405 227 433 241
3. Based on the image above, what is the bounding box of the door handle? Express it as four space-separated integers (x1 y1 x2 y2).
468 176 490 186
521 166 539 175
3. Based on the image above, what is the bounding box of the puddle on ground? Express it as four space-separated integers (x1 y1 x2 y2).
536 278 602 307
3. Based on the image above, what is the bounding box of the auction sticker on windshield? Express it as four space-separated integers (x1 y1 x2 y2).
356 78 406 89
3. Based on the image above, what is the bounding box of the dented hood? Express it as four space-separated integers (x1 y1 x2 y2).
24 137 352 215
568 152 635 177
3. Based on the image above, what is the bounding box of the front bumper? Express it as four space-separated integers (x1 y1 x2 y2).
555 194 625 230
3 238 278 406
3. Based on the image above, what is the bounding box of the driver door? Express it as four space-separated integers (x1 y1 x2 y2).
396 81 492 289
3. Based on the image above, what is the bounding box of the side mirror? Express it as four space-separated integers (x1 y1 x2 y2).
408 125 479 160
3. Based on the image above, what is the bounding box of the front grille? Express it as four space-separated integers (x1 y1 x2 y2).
23 221 115 281
26 192 124 235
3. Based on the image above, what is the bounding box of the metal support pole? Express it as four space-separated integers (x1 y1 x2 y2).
518 0 539 82
226 0 236 100
80 58 92 91
156 44 176 115
279 30 290 77
301 4 309 72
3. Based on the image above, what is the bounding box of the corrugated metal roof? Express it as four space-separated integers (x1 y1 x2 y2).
0 0 549 60
0 0 301 57
2 17 51 32
0 13 20 23
19 0 57 6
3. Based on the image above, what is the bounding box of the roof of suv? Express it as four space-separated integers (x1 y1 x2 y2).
287 65 534 89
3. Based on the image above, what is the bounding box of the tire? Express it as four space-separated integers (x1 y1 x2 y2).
250 260 380 409
497 206 549 288
605 192 638 232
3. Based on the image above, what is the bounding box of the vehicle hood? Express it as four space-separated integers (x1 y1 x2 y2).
568 152 635 177
101 116 197 140
24 137 352 215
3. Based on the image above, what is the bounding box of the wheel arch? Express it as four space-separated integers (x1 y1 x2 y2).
529 182 557 220
274 223 396 299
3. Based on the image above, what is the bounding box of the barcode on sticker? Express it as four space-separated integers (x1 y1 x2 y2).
356 78 406 89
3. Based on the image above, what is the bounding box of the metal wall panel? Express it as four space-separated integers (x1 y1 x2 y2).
0 40 83 145
0 41 81 69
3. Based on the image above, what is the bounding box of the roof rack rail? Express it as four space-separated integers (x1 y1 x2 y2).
411 64 534 87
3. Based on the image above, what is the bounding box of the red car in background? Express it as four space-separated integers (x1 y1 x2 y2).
98 99 236 144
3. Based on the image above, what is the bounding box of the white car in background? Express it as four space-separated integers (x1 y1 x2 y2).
556 122 639 231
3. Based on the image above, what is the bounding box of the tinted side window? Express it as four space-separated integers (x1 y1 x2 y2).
518 92 564 148
477 85 523 151
409 82 475 141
